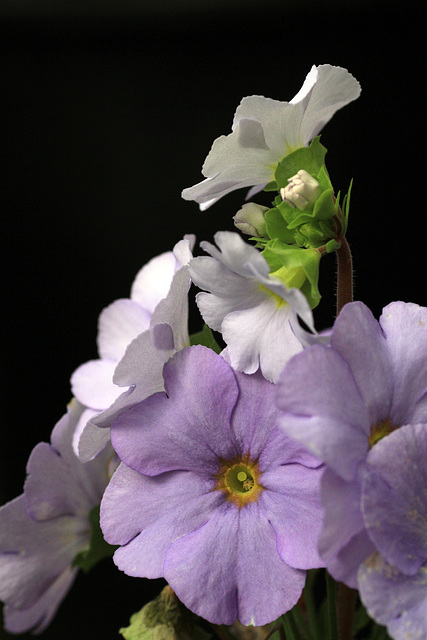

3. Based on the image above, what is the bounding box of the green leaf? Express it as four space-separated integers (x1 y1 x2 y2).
264 207 297 244
262 241 321 309
72 505 118 573
274 137 328 190
119 586 211 640
189 324 221 354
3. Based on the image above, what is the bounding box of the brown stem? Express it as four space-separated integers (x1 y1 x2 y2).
337 583 356 640
336 236 353 316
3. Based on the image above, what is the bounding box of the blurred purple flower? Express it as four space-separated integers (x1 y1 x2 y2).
275 301 427 587
0 400 114 634
101 346 324 626
359 423 427 640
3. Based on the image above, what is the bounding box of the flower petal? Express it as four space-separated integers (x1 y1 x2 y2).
379 301 427 425
260 464 324 569
291 64 361 145
110 346 239 477
2 566 77 635
97 299 151 361
71 359 119 411
276 346 370 480
0 496 85 609
130 251 177 314
362 423 427 575
100 463 221 579
164 501 306 626
331 301 394 425
359 554 427 640
318 468 374 587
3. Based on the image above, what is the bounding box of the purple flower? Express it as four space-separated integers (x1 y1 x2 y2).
0 400 114 634
275 301 427 587
101 346 324 626
358 424 427 640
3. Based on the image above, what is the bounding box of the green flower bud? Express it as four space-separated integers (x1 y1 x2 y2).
233 203 268 237
280 169 321 211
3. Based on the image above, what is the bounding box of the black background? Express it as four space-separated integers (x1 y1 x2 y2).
1 1 425 638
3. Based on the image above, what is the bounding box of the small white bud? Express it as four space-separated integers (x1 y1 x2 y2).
233 202 268 237
280 169 321 210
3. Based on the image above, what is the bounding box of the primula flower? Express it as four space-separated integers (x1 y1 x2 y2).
101 346 324 626
182 64 361 209
0 400 114 634
72 236 194 461
189 231 315 382
358 423 427 640
275 301 427 587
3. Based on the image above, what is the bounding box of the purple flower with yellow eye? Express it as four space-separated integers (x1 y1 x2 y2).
101 346 324 626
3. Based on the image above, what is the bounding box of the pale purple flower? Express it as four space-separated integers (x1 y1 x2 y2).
275 301 427 587
72 236 194 461
189 231 316 382
182 64 361 209
358 423 427 640
0 400 114 634
101 346 324 626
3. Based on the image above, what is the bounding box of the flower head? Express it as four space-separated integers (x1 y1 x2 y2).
182 64 360 209
275 301 427 587
101 346 324 626
189 231 316 382
0 400 114 634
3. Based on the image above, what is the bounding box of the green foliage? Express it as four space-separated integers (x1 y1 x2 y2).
72 505 118 573
274 137 328 190
262 241 321 309
190 325 222 354
119 586 211 640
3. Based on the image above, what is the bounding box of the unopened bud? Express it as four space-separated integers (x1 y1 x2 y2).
233 203 268 237
280 169 321 210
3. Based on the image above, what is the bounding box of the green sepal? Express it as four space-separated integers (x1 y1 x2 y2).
72 505 118 573
119 586 211 640
262 240 321 309
326 238 341 253
248 236 270 249
189 325 221 354
295 220 334 249
285 188 336 230
264 207 297 244
274 137 328 190
263 180 278 192
341 178 353 236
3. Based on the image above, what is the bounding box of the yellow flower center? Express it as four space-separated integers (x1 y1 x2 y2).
368 416 398 447
216 456 263 508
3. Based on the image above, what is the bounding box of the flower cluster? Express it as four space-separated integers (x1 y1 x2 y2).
1 63 426 640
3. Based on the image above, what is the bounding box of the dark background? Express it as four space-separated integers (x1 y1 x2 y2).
1 0 425 637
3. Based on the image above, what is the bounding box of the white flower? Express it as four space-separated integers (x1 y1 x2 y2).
189 231 316 382
71 235 194 461
182 64 361 210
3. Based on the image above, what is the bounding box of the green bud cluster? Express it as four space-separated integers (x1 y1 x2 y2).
248 137 352 309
